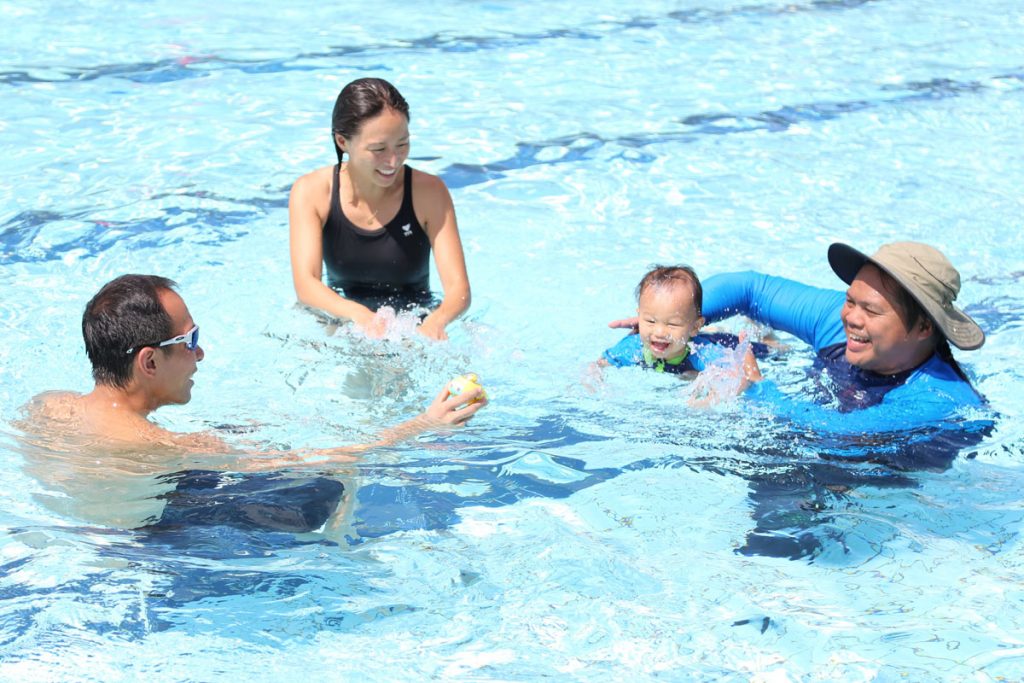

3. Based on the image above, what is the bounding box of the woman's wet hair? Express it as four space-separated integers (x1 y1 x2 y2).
636 265 703 317
83 275 177 388
877 268 973 385
331 78 410 164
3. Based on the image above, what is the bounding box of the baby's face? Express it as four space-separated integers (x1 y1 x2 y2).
637 284 704 361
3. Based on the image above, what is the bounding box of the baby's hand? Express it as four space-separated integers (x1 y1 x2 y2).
688 336 760 407
580 360 607 394
416 317 448 341
741 346 763 383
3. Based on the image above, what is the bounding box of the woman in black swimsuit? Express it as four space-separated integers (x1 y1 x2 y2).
289 78 471 340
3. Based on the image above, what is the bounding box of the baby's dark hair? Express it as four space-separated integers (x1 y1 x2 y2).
635 265 703 316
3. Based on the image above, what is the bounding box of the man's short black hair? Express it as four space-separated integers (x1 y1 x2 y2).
82 274 177 388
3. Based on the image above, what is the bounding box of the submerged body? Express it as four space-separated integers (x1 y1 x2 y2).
599 265 762 399
16 273 485 534
699 263 991 558
16 392 356 535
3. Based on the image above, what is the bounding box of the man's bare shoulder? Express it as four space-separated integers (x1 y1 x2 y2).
20 390 229 454
141 422 233 453
23 391 85 423
30 390 81 406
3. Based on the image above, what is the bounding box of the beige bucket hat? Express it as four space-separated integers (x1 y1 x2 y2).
828 241 985 350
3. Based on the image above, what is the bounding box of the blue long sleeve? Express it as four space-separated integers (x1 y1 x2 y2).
702 271 847 352
701 271 989 442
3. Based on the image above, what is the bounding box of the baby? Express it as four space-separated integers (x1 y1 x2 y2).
599 265 762 396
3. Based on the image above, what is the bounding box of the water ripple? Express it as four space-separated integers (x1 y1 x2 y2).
0 56 355 87
0 190 286 265
0 0 883 88
3 65 1020 261
439 70 1024 188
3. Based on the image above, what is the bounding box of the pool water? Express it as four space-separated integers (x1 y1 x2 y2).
2 0 1024 680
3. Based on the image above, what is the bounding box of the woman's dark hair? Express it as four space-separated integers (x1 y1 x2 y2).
82 274 177 388
331 78 410 164
635 265 703 317
877 269 973 385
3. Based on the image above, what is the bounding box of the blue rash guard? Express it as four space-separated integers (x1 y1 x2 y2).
701 271 987 436
602 333 730 374
697 272 992 558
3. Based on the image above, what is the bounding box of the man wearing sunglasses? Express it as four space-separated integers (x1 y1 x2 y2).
27 273 485 461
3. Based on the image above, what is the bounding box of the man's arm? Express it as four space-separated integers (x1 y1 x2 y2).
702 271 847 352
172 385 486 471
306 385 485 460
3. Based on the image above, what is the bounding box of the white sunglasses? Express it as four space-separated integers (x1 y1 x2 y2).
125 325 200 355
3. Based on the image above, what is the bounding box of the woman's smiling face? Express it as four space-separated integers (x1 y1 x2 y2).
336 107 410 187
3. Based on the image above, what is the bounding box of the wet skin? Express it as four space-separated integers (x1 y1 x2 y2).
637 283 705 362
841 264 934 375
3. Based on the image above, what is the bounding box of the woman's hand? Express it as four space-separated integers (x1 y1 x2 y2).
416 313 449 341
353 308 390 339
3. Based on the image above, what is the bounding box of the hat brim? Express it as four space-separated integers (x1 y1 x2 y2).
827 242 985 351
828 243 871 287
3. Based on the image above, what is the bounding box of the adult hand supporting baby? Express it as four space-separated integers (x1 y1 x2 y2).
607 316 639 331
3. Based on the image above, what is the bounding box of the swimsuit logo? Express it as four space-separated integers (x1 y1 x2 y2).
401 223 413 237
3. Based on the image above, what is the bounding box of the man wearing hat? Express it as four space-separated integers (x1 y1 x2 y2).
611 242 987 558
610 241 986 426
697 241 986 423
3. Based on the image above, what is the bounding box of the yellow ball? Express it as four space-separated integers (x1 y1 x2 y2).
448 373 487 403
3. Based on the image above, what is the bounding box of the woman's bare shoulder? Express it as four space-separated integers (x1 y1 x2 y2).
291 164 336 199
409 168 453 221
409 166 447 193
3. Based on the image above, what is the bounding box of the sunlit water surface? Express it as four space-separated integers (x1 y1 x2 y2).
1 0 1023 680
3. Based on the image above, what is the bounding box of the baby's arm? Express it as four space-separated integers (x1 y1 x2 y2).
688 340 763 406
740 345 763 387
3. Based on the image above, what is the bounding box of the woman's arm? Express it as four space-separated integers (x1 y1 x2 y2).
414 172 471 340
288 169 380 332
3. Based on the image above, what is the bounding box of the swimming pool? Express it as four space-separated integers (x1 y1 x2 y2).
2 0 1023 679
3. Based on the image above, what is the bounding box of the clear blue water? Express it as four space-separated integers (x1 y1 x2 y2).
2 0 1024 680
